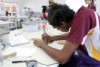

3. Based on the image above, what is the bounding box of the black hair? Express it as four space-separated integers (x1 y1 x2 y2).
49 5 75 27
48 4 64 22
91 0 94 3
42 6 47 12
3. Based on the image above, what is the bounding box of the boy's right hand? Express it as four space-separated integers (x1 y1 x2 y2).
42 33 54 43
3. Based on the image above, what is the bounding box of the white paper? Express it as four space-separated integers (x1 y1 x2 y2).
3 47 36 57
9 35 30 46
28 24 38 32
16 48 36 57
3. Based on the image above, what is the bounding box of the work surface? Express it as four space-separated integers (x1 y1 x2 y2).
0 21 14 25
2 25 65 67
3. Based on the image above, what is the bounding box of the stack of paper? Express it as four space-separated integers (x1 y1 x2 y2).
9 35 30 46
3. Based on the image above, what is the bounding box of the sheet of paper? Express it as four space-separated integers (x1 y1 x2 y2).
28 24 39 32
9 35 30 46
16 48 36 57
3 47 36 57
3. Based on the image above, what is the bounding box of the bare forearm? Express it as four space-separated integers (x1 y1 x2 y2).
40 41 79 64
52 33 69 41
41 44 64 63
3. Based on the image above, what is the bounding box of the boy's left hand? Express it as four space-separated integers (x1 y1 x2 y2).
33 39 46 48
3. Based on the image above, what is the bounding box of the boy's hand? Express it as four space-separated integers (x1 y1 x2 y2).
42 33 54 43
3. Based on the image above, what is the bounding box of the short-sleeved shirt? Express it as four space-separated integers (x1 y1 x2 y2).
67 6 97 45
67 6 100 61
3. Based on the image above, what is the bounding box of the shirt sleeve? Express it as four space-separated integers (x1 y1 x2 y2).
66 13 91 44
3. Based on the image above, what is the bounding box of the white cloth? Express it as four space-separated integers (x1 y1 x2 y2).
83 12 100 59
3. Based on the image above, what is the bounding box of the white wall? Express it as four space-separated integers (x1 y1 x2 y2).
3 0 100 14
2 0 67 15
18 0 66 12
55 0 66 4
3 0 19 3
95 0 100 15
24 0 48 12
18 0 25 12
6 0 99 13
66 0 87 12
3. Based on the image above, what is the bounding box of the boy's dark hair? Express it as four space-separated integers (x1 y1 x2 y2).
91 0 94 3
48 4 64 22
49 5 75 27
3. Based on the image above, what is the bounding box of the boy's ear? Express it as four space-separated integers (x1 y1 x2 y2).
60 22 66 27
61 22 71 27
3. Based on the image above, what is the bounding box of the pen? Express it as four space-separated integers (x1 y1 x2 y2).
12 60 27 63
43 27 47 42
43 27 46 34
42 23 46 34
42 23 47 43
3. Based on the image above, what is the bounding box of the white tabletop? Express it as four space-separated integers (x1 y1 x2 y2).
0 21 14 25
2 26 64 67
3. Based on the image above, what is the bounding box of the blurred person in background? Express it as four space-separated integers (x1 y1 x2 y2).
41 6 48 20
85 0 96 11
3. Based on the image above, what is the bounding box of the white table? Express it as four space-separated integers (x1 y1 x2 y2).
2 26 64 67
0 21 14 47
0 21 14 25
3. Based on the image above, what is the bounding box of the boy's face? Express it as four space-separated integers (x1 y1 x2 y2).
53 22 71 32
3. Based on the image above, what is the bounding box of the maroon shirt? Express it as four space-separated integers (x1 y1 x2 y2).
67 6 98 45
